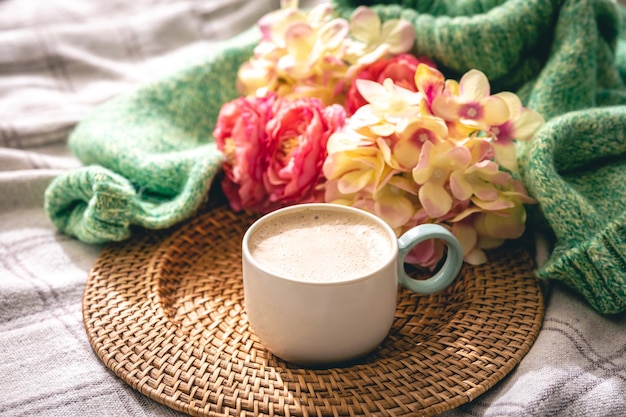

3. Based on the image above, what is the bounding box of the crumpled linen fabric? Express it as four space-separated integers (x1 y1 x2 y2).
2 1 625 416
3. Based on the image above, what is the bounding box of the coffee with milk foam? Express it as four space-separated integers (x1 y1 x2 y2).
248 209 393 283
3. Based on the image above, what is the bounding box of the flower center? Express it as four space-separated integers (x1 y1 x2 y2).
278 136 300 160
467 172 479 184
409 128 434 146
460 103 482 119
223 138 236 165
432 167 447 182
388 97 406 114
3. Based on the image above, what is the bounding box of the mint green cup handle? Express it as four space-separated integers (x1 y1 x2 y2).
397 224 463 294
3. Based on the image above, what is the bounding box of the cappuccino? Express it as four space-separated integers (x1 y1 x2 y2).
248 208 392 283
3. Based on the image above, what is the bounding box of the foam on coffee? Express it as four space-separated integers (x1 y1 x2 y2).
248 209 393 283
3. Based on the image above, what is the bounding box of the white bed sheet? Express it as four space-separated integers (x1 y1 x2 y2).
1 1 625 416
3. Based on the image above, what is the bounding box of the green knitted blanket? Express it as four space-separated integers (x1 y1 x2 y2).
45 0 626 314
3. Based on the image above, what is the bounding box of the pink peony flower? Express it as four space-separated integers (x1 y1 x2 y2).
264 97 346 209
345 53 435 115
215 92 345 213
214 93 276 212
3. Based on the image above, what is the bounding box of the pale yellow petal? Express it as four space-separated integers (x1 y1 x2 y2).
326 130 368 154
492 141 519 172
370 122 396 137
380 19 415 54
432 95 462 121
349 6 380 43
494 91 522 119
459 69 490 100
452 222 477 256
475 207 526 239
393 138 423 170
374 188 415 229
317 19 350 51
482 95 510 126
355 78 390 106
512 108 545 140
307 3 333 27
464 248 488 265
338 170 372 194
283 22 315 60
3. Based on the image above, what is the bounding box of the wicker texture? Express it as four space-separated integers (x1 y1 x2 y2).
83 203 544 417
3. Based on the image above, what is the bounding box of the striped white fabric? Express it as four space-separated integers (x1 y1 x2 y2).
0 1 625 416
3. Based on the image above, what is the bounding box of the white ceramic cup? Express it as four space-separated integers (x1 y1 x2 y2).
242 203 463 365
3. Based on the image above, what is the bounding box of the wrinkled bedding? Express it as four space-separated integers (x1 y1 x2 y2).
1 1 625 416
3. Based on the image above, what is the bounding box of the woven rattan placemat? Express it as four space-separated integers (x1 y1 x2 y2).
83 202 544 417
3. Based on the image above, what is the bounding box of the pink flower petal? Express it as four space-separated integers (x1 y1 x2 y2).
449 170 473 200
415 63 445 104
465 138 493 163
443 145 473 170
388 174 418 195
405 238 444 270
323 179 354 203
374 189 415 228
418 182 452 218
471 181 500 201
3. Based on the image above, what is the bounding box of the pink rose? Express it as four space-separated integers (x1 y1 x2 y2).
405 239 445 271
214 93 276 212
345 54 436 115
264 97 346 210
215 93 346 213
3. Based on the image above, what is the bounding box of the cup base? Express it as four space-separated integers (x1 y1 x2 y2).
268 342 383 368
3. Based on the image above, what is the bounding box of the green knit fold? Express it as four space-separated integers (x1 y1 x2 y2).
521 107 626 313
44 29 258 243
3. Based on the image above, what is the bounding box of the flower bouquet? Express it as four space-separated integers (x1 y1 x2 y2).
214 1 544 268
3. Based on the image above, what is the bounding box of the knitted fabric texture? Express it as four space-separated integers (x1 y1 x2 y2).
45 30 257 243
45 0 626 314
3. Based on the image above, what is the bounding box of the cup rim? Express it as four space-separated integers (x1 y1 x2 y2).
242 203 399 286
